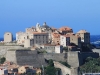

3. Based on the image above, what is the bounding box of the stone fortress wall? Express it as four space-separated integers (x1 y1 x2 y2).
6 50 47 67
0 46 24 57
6 50 99 68
67 52 99 67
54 61 78 75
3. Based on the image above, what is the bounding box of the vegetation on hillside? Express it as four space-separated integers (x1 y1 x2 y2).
80 57 100 73
44 59 61 75
81 43 92 52
0 57 6 64
37 50 47 54
59 61 71 68
62 47 68 52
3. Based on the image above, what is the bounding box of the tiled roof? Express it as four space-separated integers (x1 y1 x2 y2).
52 33 60 38
51 27 57 30
59 27 72 31
61 33 81 38
77 30 89 33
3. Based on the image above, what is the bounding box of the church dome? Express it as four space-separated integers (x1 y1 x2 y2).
42 22 50 29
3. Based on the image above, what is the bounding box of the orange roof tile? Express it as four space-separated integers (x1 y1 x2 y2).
52 33 60 38
77 30 89 33
59 27 72 31
52 27 57 30
61 33 81 38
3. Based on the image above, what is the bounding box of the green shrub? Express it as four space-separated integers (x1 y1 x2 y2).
0 57 6 64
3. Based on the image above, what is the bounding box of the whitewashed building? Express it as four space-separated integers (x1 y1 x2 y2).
60 35 70 47
0 68 8 75
4 32 13 43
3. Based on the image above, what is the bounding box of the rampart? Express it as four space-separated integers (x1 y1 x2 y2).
6 50 47 67
44 53 67 62
6 50 99 68
0 46 24 57
54 61 78 75
67 52 99 67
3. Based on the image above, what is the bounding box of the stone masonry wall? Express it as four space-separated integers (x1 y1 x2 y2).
6 50 99 68
67 52 79 67
44 53 67 62
54 61 78 75
6 50 17 63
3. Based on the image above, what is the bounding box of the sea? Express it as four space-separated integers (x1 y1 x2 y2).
0 37 16 41
0 35 100 47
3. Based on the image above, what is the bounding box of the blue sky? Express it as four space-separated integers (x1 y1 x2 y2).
0 0 100 37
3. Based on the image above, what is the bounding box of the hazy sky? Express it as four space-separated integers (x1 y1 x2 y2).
0 0 100 37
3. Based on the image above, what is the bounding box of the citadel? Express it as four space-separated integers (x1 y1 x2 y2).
1 22 99 75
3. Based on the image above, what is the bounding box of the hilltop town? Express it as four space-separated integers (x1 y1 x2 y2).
0 22 99 75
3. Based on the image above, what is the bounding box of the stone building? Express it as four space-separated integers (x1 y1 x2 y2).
16 32 24 41
36 22 52 32
42 44 56 53
24 39 34 48
25 27 36 34
16 31 49 46
4 32 13 43
51 32 60 45
68 46 77 51
17 33 29 45
33 32 49 47
0 68 8 75
36 22 54 42
60 33 81 48
59 26 73 35
55 45 63 53
60 35 70 47
70 34 81 48
76 30 90 44
41 44 63 53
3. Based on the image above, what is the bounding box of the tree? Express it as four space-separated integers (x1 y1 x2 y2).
44 59 60 75
80 57 100 73
48 59 54 66
45 66 56 75
59 61 71 68
63 47 68 52
0 57 6 64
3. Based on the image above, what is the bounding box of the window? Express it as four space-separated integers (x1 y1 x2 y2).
35 35 37 38
46 36 48 38
66 38 69 41
39 36 40 38
7 34 9 35
27 36 29 39
24 37 25 39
